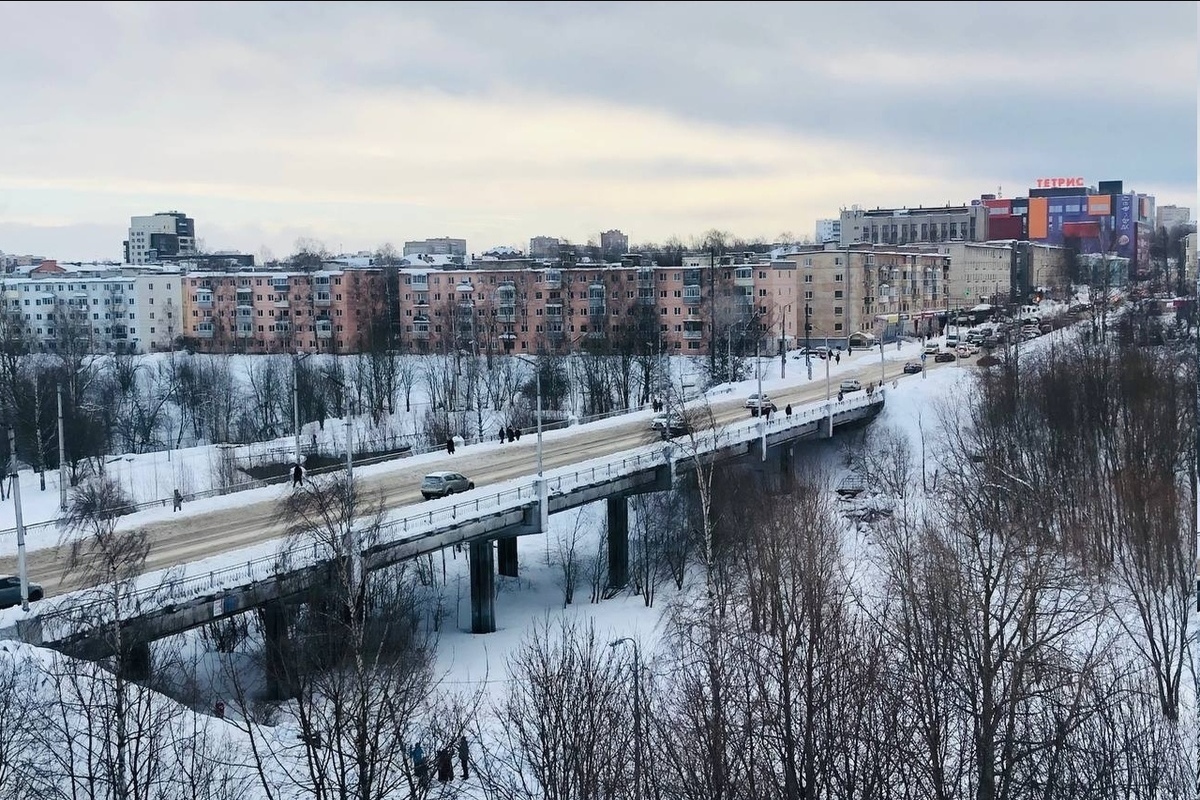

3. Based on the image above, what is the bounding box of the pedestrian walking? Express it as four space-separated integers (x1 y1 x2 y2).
507 427 515 443
785 403 792 417
498 427 505 443
515 427 522 441
835 352 841 365
436 748 454 783
172 489 183 512
446 437 455 455
458 735 470 779
291 463 303 488
838 390 844 402
411 743 429 788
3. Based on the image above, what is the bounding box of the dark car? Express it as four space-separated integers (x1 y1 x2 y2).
934 351 956 363
0 576 43 609
421 471 475 500
902 361 923 375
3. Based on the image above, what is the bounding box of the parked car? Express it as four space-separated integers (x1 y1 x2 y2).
934 351 956 363
421 471 475 500
0 576 43 610
744 393 777 416
839 379 862 393
902 361 923 375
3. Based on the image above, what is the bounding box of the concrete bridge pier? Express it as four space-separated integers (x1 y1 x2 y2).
261 601 294 700
607 495 629 590
118 640 152 681
469 539 496 634
497 537 519 577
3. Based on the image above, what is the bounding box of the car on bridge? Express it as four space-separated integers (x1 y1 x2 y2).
650 411 692 436
839 379 863 393
744 392 777 416
0 576 43 609
421 471 475 500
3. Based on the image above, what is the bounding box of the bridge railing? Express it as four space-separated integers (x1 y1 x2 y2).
25 391 885 639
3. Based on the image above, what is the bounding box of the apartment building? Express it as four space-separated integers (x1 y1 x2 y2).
124 211 196 265
774 247 950 342
0 267 181 353
403 237 467 259
840 204 989 247
895 240 1068 305
180 269 387 354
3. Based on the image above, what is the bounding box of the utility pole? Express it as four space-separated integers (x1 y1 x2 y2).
57 383 67 512
708 247 716 379
804 303 812 380
8 427 29 611
292 355 302 468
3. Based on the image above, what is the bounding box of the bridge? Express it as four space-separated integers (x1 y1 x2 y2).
2 387 887 675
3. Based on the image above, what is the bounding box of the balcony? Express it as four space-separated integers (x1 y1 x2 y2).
683 291 702 306
544 270 561 289
273 294 290 308
195 295 214 309
196 326 214 339
237 324 254 339
545 303 563 319
237 307 253 319
412 326 430 340
315 320 333 339
734 267 753 287
236 292 253 308
410 275 429 291
683 326 704 340
496 307 517 323
636 268 654 286
274 321 291 335
314 292 331 306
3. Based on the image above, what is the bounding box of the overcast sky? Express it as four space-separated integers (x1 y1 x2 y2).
1 1 1195 262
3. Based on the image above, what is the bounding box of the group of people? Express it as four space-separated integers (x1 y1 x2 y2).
650 397 665 413
497 425 523 443
410 737 470 787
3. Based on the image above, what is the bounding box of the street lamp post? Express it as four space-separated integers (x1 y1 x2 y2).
516 353 547 532
292 352 313 468
804 303 813 380
7 427 29 612
610 637 642 800
779 303 792 380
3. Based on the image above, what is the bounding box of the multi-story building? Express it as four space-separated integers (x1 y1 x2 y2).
403 237 467 259
774 246 951 343
815 218 841 244
124 211 196 265
0 265 181 353
985 180 1156 278
895 240 1068 306
180 269 387 354
599 229 629 257
1184 232 1197 287
1156 204 1191 231
528 236 560 260
839 204 989 247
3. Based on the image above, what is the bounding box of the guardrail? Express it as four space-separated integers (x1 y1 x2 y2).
27 392 884 638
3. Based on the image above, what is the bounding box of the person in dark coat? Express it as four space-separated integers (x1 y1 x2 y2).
436 747 454 783
446 437 455 455
507 427 515 443
838 390 844 401
291 463 303 487
498 427 505 443
172 489 183 512
835 352 841 364
458 735 470 779
515 427 522 441
785 403 792 417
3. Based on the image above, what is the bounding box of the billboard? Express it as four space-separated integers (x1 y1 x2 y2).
1028 197 1048 238
1116 194 1136 259
1087 195 1111 216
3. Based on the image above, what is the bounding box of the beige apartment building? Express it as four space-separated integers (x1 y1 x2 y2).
774 247 951 342
896 240 1069 306
181 269 387 354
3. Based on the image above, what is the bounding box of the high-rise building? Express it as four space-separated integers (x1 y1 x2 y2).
600 229 629 257
528 236 560 260
1156 204 1191 231
815 218 841 243
403 237 467 258
124 211 196 264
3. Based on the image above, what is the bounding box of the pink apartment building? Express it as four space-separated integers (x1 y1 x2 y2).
181 269 387 354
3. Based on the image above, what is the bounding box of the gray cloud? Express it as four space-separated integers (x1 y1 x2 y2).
0 2 1193 259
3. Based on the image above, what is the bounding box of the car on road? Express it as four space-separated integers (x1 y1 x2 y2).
421 471 475 500
934 351 956 363
650 411 692 435
839 379 862 393
922 343 940 355
744 393 777 416
0 575 43 609
902 361 923 375
955 345 972 359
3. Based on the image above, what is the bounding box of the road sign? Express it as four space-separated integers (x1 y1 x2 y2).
920 352 927 362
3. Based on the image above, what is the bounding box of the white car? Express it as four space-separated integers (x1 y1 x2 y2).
744 393 777 416
839 379 862 393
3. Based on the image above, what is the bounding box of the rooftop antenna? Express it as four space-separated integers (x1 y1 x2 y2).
998 186 1003 199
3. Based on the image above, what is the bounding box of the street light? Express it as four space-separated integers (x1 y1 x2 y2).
292 351 314 468
610 637 642 800
514 353 547 532
6 427 29 612
778 303 792 380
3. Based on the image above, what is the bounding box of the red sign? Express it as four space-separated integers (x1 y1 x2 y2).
1035 177 1085 189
